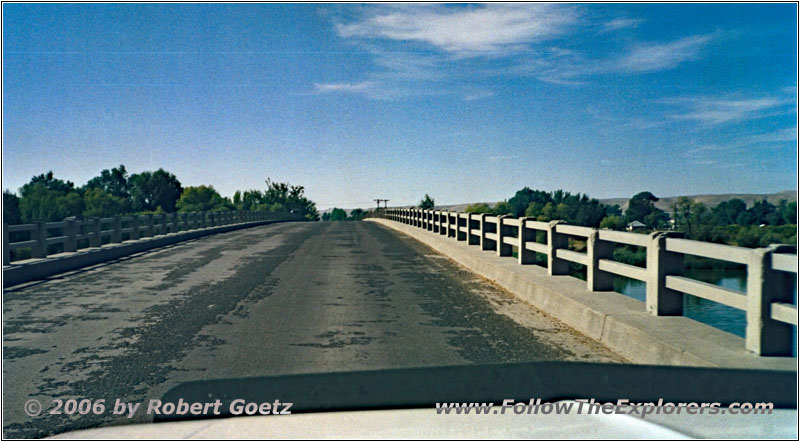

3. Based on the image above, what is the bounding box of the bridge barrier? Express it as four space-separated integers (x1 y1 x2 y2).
375 208 797 358
3 211 306 287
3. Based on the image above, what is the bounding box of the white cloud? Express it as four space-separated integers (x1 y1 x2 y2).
313 81 375 93
615 34 714 73
601 18 645 32
317 6 717 99
463 90 496 101
486 33 716 85
742 128 797 145
335 4 578 57
664 96 790 125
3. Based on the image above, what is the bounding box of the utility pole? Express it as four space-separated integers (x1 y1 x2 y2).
374 199 390 210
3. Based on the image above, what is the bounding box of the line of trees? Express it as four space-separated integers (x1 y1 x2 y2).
322 208 367 221
3 165 320 224
461 187 796 248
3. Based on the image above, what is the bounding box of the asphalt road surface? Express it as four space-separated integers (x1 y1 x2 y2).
3 221 624 438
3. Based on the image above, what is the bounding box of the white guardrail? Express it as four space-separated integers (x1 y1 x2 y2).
379 208 797 357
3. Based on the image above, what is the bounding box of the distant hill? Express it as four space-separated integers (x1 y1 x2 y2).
599 190 797 212
430 190 797 213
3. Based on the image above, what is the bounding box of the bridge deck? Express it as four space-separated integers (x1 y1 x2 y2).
3 221 623 438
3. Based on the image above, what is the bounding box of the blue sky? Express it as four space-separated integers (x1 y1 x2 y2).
3 3 797 209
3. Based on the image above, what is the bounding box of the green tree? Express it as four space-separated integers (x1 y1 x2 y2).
262 179 318 220
508 187 551 217
18 172 83 222
749 200 777 225
599 215 626 230
176 185 230 212
491 200 513 215
84 165 130 202
329 208 347 221
605 204 623 217
672 197 709 238
625 191 668 228
3 190 20 224
20 171 75 196
781 201 797 225
83 188 126 218
129 169 182 212
349 208 366 220
465 203 493 213
419 194 435 210
710 199 747 225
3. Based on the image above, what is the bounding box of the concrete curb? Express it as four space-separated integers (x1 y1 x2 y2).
3 219 305 288
368 218 795 371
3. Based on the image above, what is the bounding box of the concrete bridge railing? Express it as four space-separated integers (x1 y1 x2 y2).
3 210 298 264
3 210 306 287
378 208 797 357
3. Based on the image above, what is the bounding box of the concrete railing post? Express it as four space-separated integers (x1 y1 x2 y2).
432 211 439 233
547 221 569 276
445 212 453 237
63 217 78 252
479 214 495 251
111 216 123 243
496 215 512 257
131 216 140 240
456 214 467 241
145 214 154 237
3 223 10 265
160 213 168 235
746 244 796 356
587 229 615 291
90 218 102 247
518 217 537 265
646 232 684 316
31 222 47 258
467 214 480 245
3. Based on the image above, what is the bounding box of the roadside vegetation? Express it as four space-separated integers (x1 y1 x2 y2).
322 208 367 221
3 166 320 224
460 187 796 248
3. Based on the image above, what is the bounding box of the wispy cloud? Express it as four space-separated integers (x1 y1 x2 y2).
313 81 375 93
614 34 714 73
663 95 791 125
463 90 496 101
601 18 645 32
484 33 717 85
335 4 579 57
743 127 797 145
317 5 718 99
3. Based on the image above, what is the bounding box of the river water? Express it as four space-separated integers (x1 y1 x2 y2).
614 269 797 355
